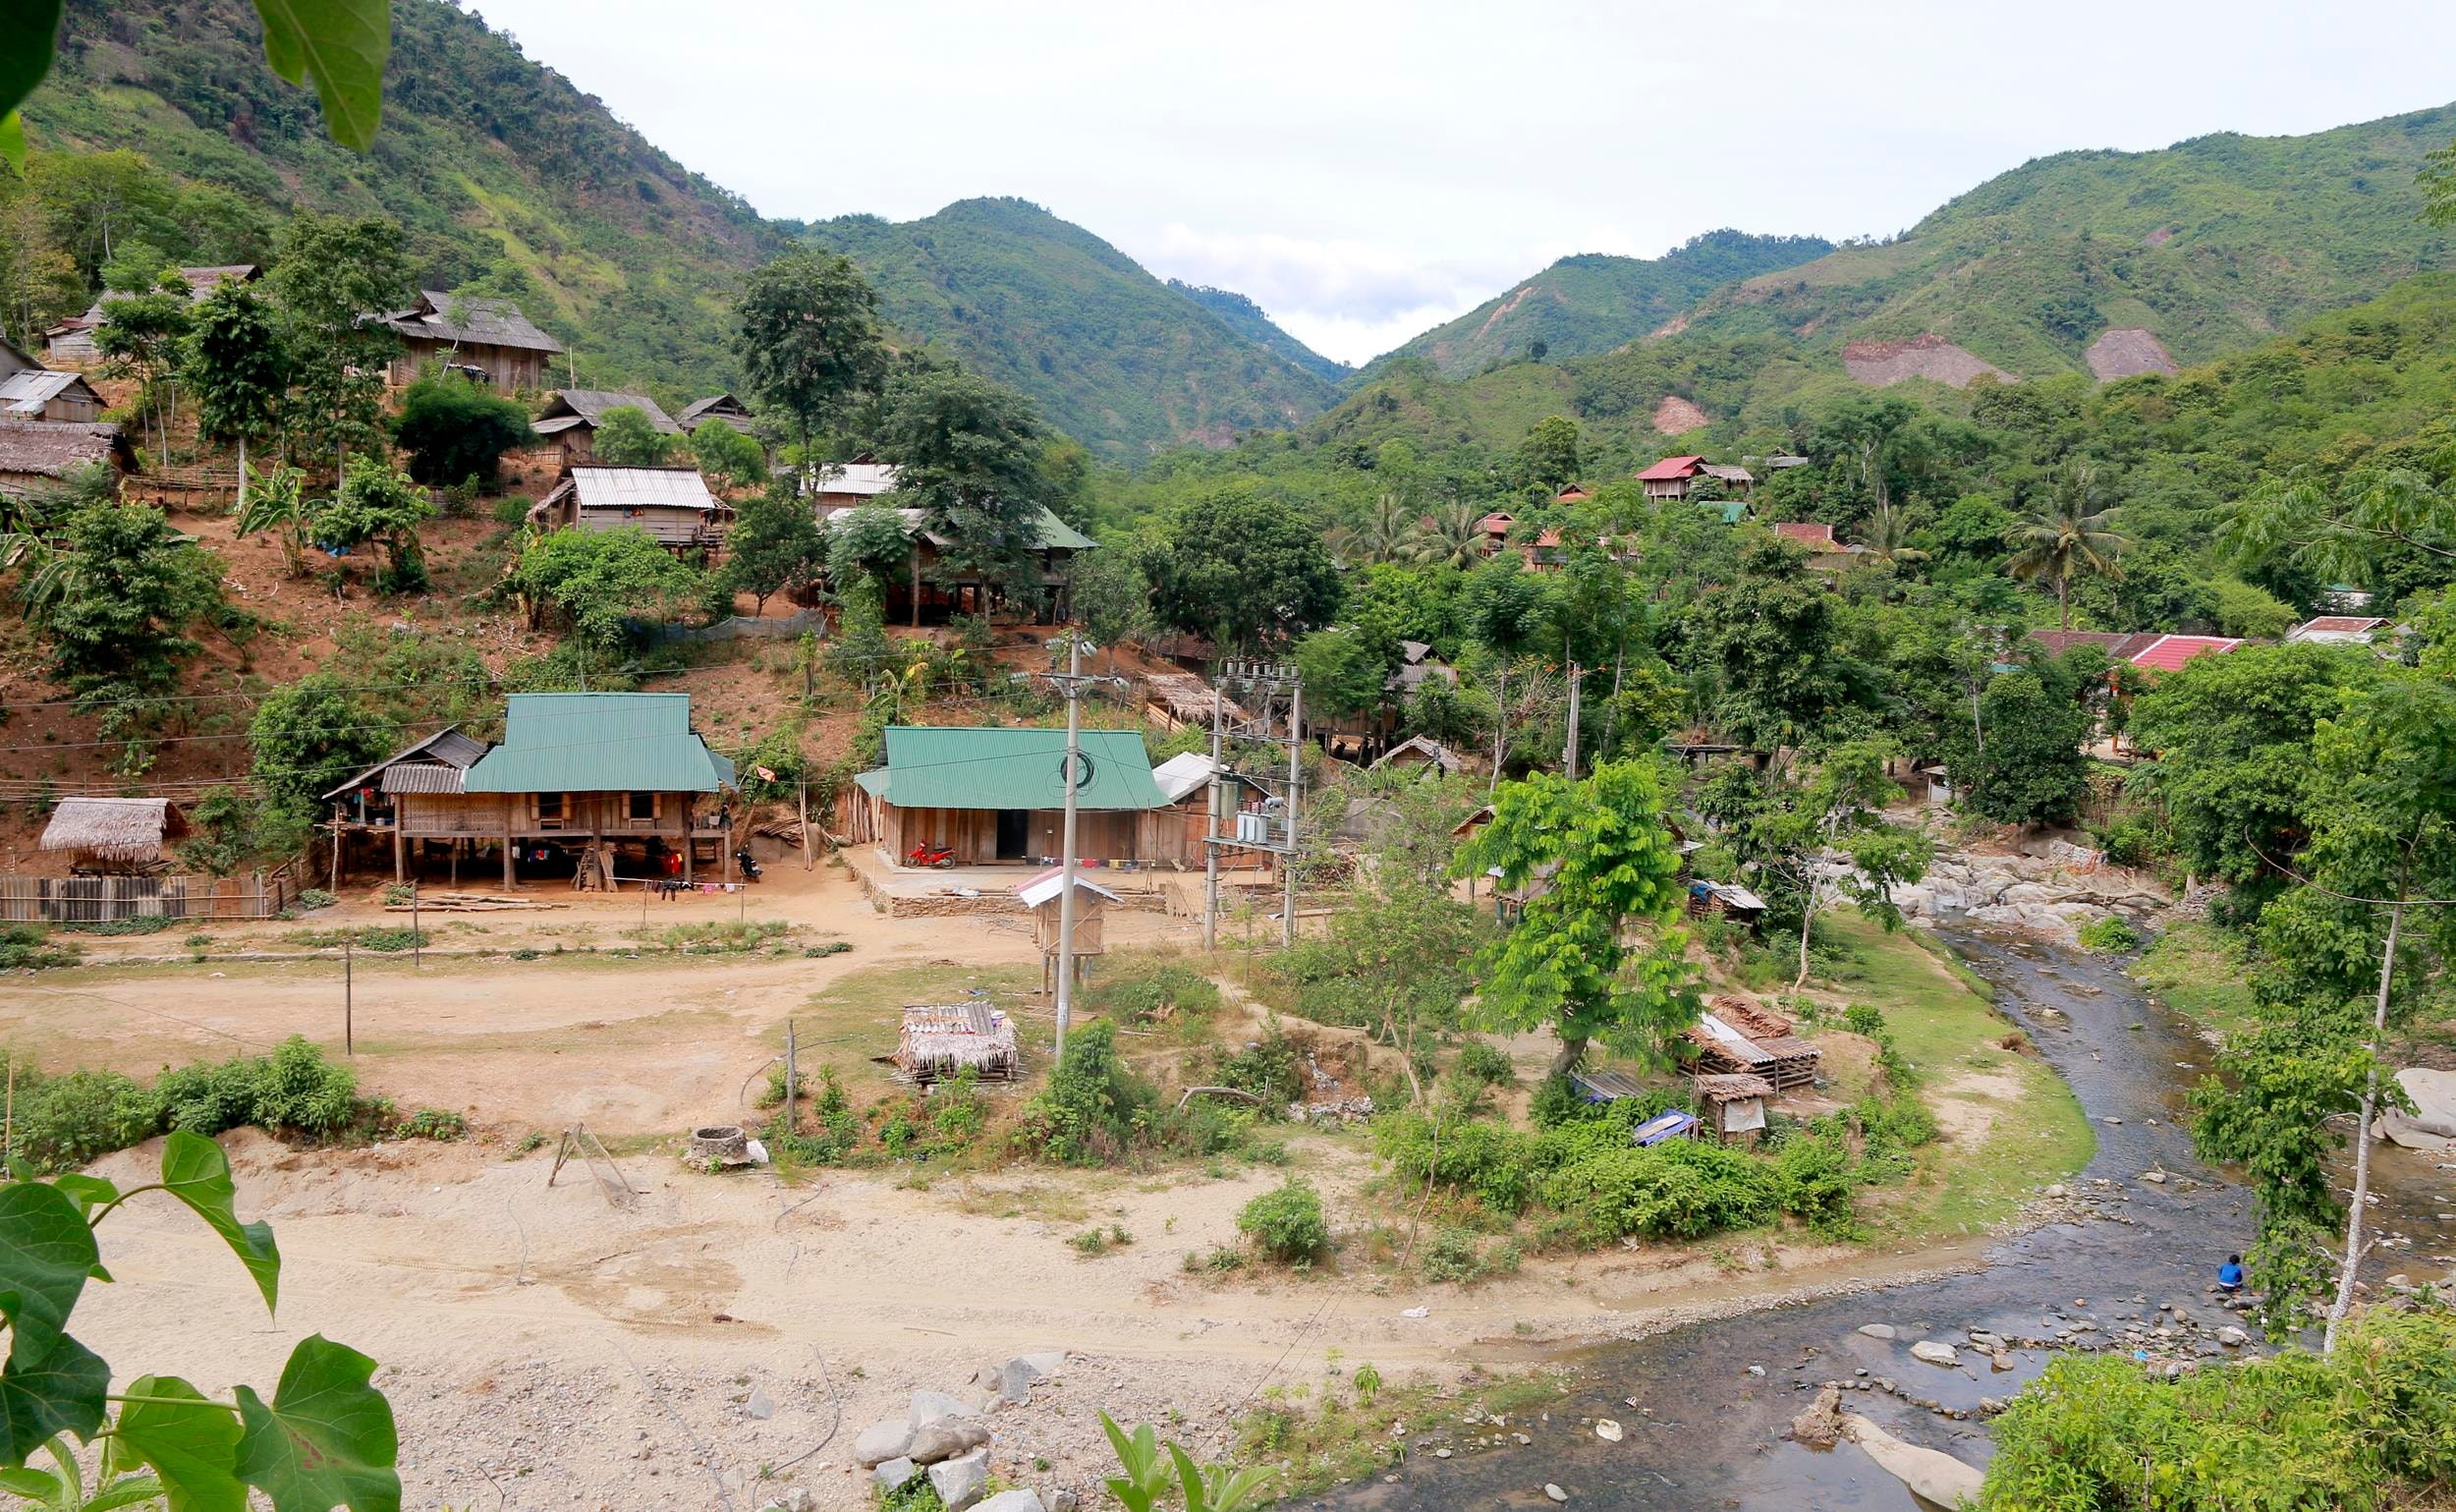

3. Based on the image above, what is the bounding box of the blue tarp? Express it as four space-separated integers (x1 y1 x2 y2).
1632 1110 1699 1147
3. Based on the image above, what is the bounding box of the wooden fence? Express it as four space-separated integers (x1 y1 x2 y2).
0 864 302 924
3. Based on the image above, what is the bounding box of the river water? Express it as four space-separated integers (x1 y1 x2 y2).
1317 924 2453 1511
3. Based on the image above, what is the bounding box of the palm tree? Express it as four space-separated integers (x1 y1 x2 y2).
2006 462 2130 630
1856 501 1928 565
1409 500 1486 570
1358 491 1416 565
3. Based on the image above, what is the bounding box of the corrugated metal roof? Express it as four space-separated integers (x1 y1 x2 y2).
322 726 489 800
380 764 467 795
544 390 682 433
2129 635 2242 673
861 726 1165 812
1772 522 1836 547
1015 867 1123 908
0 420 133 478
561 467 724 513
0 370 93 413
382 290 564 354
1638 455 1705 481
811 462 900 496
463 694 730 794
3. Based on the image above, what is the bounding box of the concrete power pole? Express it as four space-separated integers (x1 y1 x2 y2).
1564 664 1585 780
1203 685 1223 951
1282 678 1302 949
1054 632 1085 1058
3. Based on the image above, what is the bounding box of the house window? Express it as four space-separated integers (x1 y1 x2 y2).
629 792 656 823
536 792 566 828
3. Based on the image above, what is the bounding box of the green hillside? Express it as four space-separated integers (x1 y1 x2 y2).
1682 102 2456 378
1370 230 1835 377
24 0 779 400
802 199 1346 461
1169 281 1353 383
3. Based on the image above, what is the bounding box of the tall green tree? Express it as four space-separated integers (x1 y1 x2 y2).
1513 415 1583 494
690 419 768 493
184 280 289 514
389 372 531 487
1695 535 1853 752
250 672 398 817
93 269 193 467
310 456 434 593
874 364 1047 586
1955 670 2091 827
1146 487 1342 648
719 484 826 616
269 214 407 474
1460 556 1549 791
510 527 703 649
735 249 887 473
1068 544 1152 672
2006 460 2130 630
1451 759 1695 1078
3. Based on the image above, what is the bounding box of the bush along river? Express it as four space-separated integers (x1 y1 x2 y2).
1316 923 2454 1511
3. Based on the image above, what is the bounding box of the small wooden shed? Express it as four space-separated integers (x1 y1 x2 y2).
1692 1072 1775 1146
39 797 188 874
892 1002 1019 1085
1017 868 1117 990
528 466 734 554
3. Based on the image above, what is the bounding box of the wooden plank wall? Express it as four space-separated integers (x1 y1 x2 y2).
0 866 298 924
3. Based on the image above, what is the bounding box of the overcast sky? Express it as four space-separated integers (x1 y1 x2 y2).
469 1 2456 365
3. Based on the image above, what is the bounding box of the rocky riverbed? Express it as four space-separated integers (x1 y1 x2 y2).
1312 924 2454 1511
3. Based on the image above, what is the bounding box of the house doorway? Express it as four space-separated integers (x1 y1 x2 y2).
996 810 1029 861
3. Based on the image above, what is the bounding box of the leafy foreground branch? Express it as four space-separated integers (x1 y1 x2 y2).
1979 1301 2456 1512
0 1130 398 1511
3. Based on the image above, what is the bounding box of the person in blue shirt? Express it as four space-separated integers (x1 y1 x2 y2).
2217 1254 2246 1293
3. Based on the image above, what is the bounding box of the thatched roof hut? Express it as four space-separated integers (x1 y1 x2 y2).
893 1002 1019 1084
39 797 188 871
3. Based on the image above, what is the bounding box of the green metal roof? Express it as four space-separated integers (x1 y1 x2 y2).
463 693 731 794
1031 507 1097 552
858 725 1165 812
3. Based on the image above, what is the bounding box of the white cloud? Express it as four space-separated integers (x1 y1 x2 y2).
1132 225 1526 365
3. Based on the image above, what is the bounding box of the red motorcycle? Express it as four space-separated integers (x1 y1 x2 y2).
908 844 956 869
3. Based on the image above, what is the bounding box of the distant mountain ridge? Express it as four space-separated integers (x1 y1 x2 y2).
800 198 1347 460
1169 282 1353 382
1369 230 1837 377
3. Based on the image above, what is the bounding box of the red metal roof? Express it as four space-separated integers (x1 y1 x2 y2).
1637 455 1706 481
2295 616 2385 635
1477 512 1514 534
2026 630 2163 661
2129 635 2241 672
1771 521 1836 547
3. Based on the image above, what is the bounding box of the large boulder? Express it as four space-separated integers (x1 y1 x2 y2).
929 1450 991 1511
869 1457 920 1495
1842 1414 1983 1508
910 1421 991 1465
1790 1385 1845 1449
2377 1069 2456 1148
854 1420 915 1468
911 1389 972 1429
1909 1340 1961 1368
976 1493 1046 1512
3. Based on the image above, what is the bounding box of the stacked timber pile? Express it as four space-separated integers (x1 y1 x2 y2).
385 890 567 913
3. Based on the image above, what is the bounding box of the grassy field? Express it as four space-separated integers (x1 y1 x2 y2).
2132 919 2260 1042
1814 914 2096 1242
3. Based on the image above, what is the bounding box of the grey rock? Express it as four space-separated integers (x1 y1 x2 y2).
2217 1325 2250 1347
976 1493 1046 1512
910 1421 991 1465
911 1390 971 1430
744 1386 775 1421
869 1457 920 1494
1909 1341 1960 1368
854 1420 915 1468
1544 1485 1569 1503
1048 1494 1080 1512
1857 1323 1896 1339
1017 1351 1069 1377
928 1449 990 1511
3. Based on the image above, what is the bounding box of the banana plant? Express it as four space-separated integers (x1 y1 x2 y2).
232 462 313 578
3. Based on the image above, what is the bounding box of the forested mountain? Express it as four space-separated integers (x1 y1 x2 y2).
1370 230 1835 377
1672 102 2456 383
20 0 779 398
1169 282 1353 383
12 0 1348 451
801 199 1347 460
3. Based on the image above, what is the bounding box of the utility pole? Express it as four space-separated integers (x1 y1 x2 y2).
1564 664 1585 780
1040 633 1106 1060
1203 685 1223 951
1283 677 1302 949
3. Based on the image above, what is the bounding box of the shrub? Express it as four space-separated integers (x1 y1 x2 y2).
393 373 535 486
1014 1022 1155 1166
1085 962 1221 1027
1204 1031 1306 1108
0 925 81 970
11 1067 157 1170
296 888 337 911
60 915 179 935
1421 1226 1483 1282
1238 1178 1328 1263
393 1106 466 1141
1842 1005 1886 1037
9 1036 369 1172
1771 1129 1861 1239
251 1035 362 1134
2077 914 2145 952
1540 1140 1781 1244
1454 1040 1515 1089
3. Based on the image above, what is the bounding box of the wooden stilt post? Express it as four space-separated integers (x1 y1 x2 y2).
783 1018 796 1133
343 939 354 1056
393 823 405 884
799 781 812 869
503 829 515 890
329 815 343 891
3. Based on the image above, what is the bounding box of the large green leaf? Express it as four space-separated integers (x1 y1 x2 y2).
234 1336 399 1512
109 1374 245 1512
251 0 390 152
0 1465 54 1497
0 112 25 176
0 0 61 130
0 1333 106 1463
0 1183 97 1368
157 1134 280 1314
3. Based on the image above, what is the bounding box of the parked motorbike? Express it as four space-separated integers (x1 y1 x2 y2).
908 844 956 869
734 847 762 882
